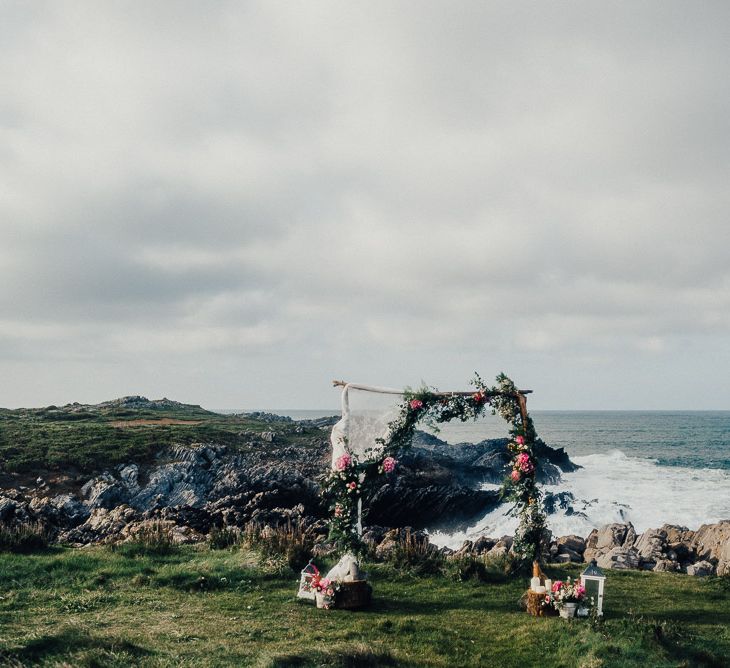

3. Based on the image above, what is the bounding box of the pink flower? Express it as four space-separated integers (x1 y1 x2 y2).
335 454 352 471
510 470 521 482
382 456 397 473
516 435 525 446
516 452 534 473
472 392 486 405
552 581 562 592
348 482 357 490
409 399 423 410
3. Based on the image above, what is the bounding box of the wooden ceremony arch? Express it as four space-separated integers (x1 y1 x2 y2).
324 376 545 566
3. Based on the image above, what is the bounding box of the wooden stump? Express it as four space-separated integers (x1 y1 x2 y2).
526 589 557 617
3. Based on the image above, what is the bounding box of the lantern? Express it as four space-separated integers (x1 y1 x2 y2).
297 560 319 601
580 559 606 616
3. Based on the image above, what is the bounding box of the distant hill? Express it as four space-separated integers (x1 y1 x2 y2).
0 396 324 477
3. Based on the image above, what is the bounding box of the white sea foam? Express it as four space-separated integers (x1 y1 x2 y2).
429 450 730 549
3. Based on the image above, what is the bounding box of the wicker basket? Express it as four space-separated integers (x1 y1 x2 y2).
335 580 372 610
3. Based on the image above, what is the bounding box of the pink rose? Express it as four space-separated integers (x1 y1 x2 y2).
409 399 423 410
511 470 521 482
335 454 352 471
516 452 534 473
516 435 525 446
382 456 397 473
348 482 357 490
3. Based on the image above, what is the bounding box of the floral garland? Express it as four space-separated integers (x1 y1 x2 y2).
322 373 547 565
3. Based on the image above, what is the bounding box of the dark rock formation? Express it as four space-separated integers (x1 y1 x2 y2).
0 420 580 545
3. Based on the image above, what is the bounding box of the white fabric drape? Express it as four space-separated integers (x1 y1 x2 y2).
330 383 405 535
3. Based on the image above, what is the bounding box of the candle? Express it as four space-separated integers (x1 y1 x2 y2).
530 576 541 591
545 578 552 592
534 585 546 594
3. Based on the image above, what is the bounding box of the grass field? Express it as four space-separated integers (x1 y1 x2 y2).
0 402 323 477
0 545 728 667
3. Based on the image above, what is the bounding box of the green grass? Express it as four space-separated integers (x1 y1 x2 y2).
0 546 728 667
0 404 324 476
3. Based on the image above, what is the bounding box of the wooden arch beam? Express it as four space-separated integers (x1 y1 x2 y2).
332 380 532 425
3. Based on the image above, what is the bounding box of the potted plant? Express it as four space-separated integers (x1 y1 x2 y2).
544 578 586 619
310 574 339 610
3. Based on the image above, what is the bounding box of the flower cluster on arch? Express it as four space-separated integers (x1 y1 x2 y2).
322 373 547 563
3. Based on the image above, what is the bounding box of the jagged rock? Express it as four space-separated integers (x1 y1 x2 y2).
634 528 667 568
661 524 695 545
667 540 693 563
473 536 497 555
653 559 680 572
119 464 139 487
557 535 586 555
374 529 401 560
485 536 513 561
454 540 474 557
689 521 730 576
686 560 716 577
81 474 129 510
369 476 501 530
0 496 19 522
597 546 641 570
52 494 89 524
361 526 387 549
543 492 577 515
555 546 583 563
584 523 635 562
60 505 138 544
28 494 88 527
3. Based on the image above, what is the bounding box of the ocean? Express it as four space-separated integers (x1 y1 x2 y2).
237 409 730 546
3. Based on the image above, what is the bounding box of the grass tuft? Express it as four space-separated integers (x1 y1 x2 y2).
0 522 50 553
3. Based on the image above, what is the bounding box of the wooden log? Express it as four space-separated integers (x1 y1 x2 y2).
332 380 532 395
526 589 557 617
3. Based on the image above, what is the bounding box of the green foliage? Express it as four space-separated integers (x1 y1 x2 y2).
384 530 446 576
241 521 315 572
111 522 175 557
207 525 241 550
0 522 50 553
446 553 513 583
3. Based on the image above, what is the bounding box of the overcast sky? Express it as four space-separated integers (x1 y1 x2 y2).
1 1 729 410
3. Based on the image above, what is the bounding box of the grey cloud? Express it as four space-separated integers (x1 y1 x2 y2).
1 1 729 408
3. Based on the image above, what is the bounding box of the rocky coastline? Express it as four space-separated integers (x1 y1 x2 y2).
443 520 730 577
0 431 575 541
0 399 727 577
